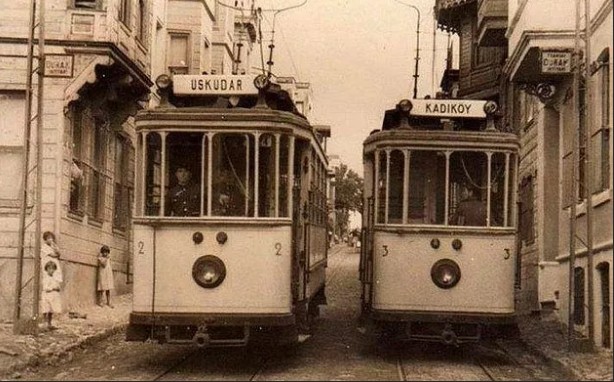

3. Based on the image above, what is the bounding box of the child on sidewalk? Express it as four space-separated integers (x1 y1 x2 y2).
41 231 63 284
96 245 115 308
41 260 62 330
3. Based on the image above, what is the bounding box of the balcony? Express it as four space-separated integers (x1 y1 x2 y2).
477 0 507 47
435 0 476 33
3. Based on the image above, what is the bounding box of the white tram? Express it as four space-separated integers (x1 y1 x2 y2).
360 98 520 345
126 74 330 347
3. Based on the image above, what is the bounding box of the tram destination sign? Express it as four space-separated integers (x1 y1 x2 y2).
173 75 258 96
411 99 488 119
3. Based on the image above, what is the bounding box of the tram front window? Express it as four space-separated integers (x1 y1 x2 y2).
165 133 204 217
141 131 292 218
211 133 253 216
374 148 513 227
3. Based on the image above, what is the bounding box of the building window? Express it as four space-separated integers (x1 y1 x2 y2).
168 33 189 74
70 104 108 221
591 49 611 193
471 19 497 68
519 175 534 245
118 0 130 26
574 266 586 325
0 91 25 204
113 135 133 230
136 0 146 42
73 0 101 9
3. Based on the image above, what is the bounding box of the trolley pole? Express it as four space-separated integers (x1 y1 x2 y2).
583 0 595 349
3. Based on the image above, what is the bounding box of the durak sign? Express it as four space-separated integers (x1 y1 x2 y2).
44 54 74 78
541 51 572 74
411 99 489 118
173 75 258 96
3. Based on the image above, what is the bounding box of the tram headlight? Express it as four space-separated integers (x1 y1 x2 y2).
431 259 461 289
192 255 226 289
155 74 172 90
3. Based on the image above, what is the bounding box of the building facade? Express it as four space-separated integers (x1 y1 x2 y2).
436 0 612 350
505 0 612 349
0 0 257 320
0 0 154 319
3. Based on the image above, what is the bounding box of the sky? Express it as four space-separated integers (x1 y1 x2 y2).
254 0 458 174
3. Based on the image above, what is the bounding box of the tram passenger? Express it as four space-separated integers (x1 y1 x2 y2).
166 164 201 216
452 184 487 226
213 170 243 216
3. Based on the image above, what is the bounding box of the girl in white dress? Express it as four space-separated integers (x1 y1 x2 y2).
97 245 115 308
41 260 62 330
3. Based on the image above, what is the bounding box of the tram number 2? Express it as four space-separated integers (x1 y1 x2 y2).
137 241 145 255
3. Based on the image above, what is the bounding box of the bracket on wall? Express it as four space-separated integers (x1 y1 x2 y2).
518 82 558 105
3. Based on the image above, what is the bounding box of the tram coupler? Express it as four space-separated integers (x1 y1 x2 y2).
193 326 211 348
441 324 459 347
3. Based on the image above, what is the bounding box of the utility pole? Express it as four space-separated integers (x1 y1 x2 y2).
583 0 595 349
13 0 45 335
568 0 581 349
394 0 421 99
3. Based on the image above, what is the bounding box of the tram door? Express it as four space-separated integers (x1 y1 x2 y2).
292 142 311 304
360 197 375 313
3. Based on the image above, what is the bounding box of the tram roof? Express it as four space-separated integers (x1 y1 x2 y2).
363 127 519 152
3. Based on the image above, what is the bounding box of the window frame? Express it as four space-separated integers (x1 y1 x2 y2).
167 31 191 75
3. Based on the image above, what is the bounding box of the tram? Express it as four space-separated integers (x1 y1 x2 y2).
126 73 330 347
359 98 520 345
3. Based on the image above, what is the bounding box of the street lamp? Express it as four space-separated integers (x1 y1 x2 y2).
393 0 421 99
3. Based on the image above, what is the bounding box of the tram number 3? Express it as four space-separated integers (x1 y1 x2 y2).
137 241 145 255
382 245 389 257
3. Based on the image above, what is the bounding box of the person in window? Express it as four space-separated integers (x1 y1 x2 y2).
166 164 200 216
213 169 242 216
452 184 487 226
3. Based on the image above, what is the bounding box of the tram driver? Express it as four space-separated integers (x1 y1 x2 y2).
166 164 201 216
451 184 487 226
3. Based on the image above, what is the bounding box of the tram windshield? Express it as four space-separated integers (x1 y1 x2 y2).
375 149 515 228
141 131 291 218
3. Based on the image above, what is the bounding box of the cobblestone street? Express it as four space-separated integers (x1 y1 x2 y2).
3 245 604 381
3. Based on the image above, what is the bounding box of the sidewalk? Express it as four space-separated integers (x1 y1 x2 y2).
503 313 613 381
0 293 131 379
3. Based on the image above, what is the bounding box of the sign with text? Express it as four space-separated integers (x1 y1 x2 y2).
173 75 258 96
411 99 488 118
44 54 74 78
541 51 572 74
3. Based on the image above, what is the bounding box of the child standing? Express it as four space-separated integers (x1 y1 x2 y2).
41 260 62 330
97 245 115 308
41 231 62 284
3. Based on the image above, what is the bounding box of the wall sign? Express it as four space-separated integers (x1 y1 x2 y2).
44 54 74 78
541 51 572 74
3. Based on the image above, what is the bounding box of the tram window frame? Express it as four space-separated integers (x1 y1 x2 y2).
140 130 295 219
373 147 513 228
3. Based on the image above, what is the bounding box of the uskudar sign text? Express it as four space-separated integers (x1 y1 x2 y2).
173 75 258 96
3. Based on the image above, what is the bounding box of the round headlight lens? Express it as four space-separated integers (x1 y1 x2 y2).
431 259 461 289
155 74 172 89
192 255 226 288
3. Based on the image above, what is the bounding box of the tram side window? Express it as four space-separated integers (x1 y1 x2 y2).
387 150 404 224
489 153 506 227
259 134 276 217
212 133 254 217
278 135 290 217
145 133 162 216
376 151 387 224
407 151 446 225
448 151 488 227
164 133 204 217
